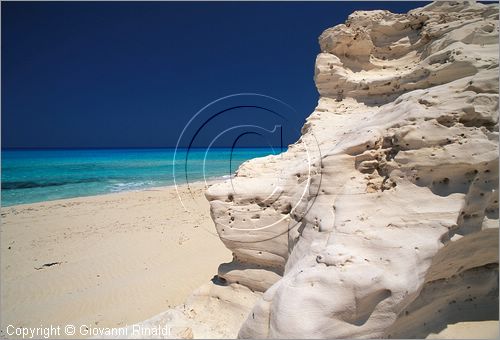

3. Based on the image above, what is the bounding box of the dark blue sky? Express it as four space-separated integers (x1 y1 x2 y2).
2 1 426 149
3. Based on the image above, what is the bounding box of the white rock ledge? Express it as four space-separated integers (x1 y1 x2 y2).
119 2 499 339
206 1 499 338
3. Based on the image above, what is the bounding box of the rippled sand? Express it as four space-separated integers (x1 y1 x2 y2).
0 181 230 338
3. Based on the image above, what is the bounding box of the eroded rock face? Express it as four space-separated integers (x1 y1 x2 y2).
206 2 499 338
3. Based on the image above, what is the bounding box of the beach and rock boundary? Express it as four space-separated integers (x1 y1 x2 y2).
136 2 499 338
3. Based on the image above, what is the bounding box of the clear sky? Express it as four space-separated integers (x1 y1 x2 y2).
2 1 427 149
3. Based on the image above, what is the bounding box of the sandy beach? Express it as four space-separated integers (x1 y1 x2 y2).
0 181 231 337
1 1 499 339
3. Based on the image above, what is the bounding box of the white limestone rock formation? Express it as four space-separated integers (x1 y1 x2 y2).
205 1 499 338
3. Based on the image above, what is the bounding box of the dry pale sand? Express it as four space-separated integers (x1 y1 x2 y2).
0 181 231 337
427 320 499 339
1 180 497 340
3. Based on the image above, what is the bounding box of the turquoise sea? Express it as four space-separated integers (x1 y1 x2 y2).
1 148 281 207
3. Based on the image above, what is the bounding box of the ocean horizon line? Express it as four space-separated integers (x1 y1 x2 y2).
1 147 282 206
2 146 285 151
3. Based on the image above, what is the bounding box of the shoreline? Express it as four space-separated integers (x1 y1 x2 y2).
0 181 231 338
1 177 230 209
